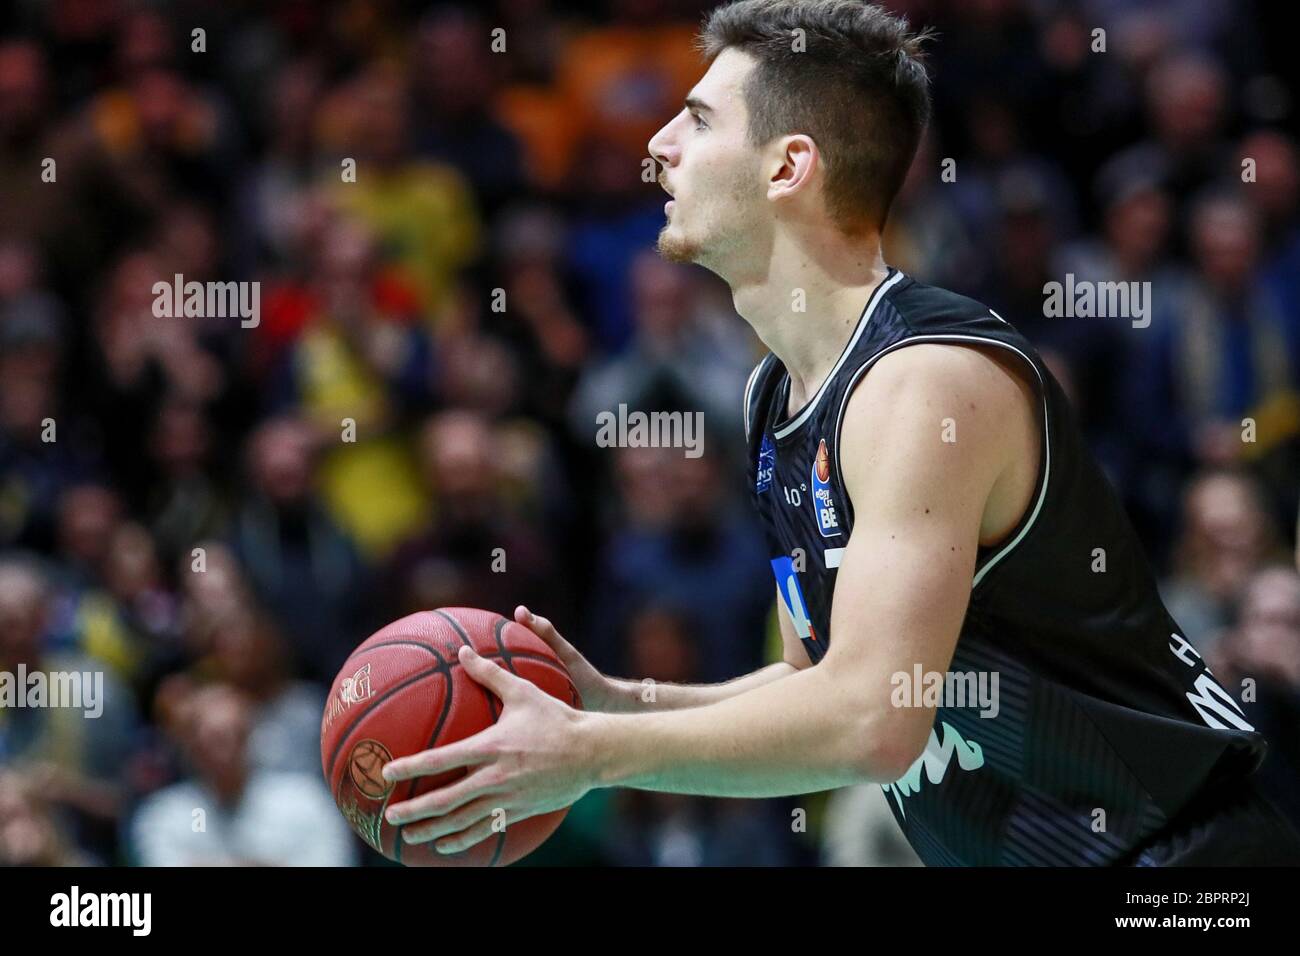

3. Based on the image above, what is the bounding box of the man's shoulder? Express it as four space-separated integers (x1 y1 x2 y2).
863 338 1028 402
873 274 1043 415
842 339 1039 494
886 275 1006 332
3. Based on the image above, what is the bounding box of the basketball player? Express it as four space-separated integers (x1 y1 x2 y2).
381 0 1300 865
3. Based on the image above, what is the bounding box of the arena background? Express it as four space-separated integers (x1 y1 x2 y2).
1 0 1298 867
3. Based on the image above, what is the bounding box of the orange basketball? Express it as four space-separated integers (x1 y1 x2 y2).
320 608 581 866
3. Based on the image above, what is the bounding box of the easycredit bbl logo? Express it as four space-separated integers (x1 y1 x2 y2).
811 439 841 538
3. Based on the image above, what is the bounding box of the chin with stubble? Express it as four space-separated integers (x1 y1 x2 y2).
655 225 702 264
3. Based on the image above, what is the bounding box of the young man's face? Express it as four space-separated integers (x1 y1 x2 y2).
648 48 770 271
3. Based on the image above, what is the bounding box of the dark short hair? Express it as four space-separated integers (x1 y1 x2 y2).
697 0 932 233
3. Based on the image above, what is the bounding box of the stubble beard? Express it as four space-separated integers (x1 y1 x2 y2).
655 221 702 264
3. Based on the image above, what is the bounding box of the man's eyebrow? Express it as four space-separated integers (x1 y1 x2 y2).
684 96 714 114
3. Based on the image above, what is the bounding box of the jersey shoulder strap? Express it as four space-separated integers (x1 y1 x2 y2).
743 351 779 443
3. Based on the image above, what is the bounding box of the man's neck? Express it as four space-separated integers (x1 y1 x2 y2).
729 233 888 411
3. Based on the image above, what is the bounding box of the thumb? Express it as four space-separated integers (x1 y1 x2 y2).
458 645 529 701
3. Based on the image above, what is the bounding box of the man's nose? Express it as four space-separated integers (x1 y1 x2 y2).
648 123 677 169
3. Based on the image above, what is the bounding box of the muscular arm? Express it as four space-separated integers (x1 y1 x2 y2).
583 345 1023 796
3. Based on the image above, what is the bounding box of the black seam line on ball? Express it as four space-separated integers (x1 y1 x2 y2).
436 611 503 867
432 609 475 652
342 633 523 667
342 639 443 667
347 639 560 670
492 616 520 675
395 652 462 865
434 609 499 722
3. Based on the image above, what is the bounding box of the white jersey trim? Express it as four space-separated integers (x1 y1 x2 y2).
772 269 907 440
742 353 773 442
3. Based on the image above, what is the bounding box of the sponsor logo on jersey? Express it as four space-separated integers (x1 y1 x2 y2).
1168 632 1255 731
770 555 817 645
881 720 985 819
811 439 841 537
756 433 776 493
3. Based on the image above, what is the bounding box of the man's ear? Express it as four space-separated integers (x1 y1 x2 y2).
768 134 818 202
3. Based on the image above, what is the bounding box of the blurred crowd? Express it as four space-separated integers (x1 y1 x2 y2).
0 0 1297 867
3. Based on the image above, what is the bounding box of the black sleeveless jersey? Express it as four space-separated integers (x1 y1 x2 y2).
744 268 1271 866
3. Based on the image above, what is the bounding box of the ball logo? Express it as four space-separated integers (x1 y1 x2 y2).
341 662 373 705
815 440 832 483
349 738 394 799
338 795 385 853
811 439 841 538
322 662 374 733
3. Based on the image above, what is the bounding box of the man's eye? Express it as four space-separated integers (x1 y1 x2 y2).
692 113 708 131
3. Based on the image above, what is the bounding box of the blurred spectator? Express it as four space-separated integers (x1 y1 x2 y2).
885 129 984 297
1105 51 1232 229
589 479 771 685
144 398 230 565
1209 566 1300 826
228 417 370 683
1160 469 1284 653
128 683 354 866
410 7 527 216
381 410 563 621
102 521 181 658
0 289 95 553
485 204 591 426
569 250 756 453
0 769 91 866
0 557 138 864
1240 130 1300 304
201 609 326 777
325 62 482 321
262 210 433 558
1126 190 1300 550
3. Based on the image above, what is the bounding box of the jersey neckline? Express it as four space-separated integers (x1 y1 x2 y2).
771 268 907 440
